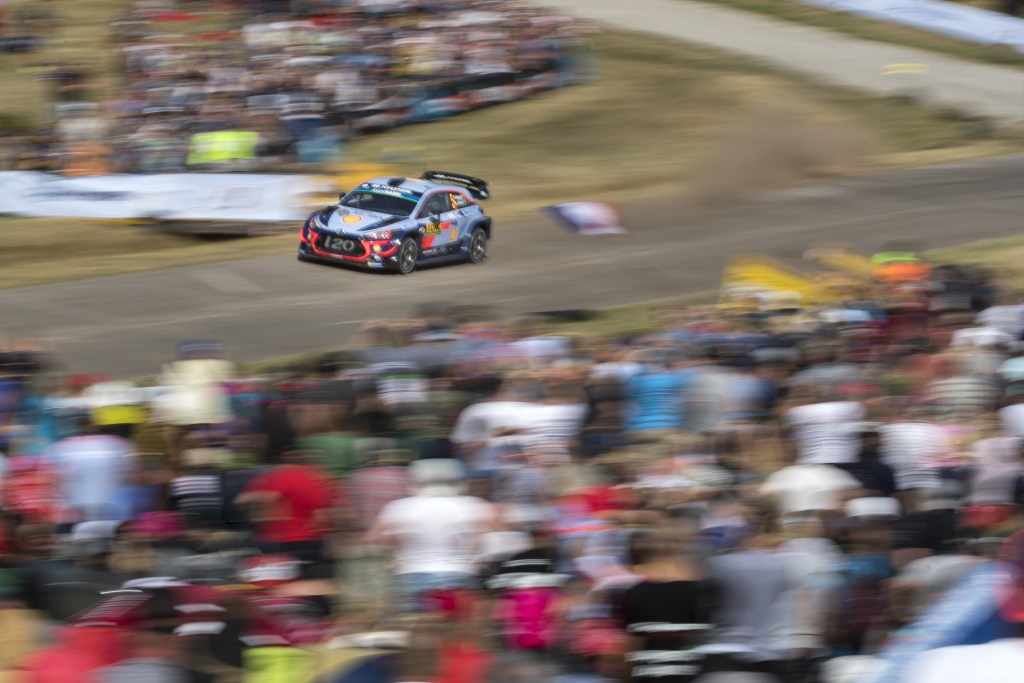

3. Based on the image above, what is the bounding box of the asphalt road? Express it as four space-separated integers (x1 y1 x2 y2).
536 0 1024 123
5 153 1024 378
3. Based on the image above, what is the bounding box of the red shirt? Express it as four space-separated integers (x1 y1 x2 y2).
435 642 492 683
244 465 334 543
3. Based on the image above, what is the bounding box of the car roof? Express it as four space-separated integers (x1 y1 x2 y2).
359 177 456 197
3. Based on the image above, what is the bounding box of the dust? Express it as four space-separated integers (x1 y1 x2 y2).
686 104 878 209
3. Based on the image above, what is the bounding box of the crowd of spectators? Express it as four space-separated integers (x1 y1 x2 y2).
0 0 591 176
2 260 1024 682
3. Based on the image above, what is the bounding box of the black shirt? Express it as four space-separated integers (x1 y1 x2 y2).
614 581 714 683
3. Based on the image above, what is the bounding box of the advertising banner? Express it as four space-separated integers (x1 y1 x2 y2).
0 172 325 222
794 0 1024 52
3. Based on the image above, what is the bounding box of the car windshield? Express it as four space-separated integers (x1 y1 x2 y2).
340 190 418 217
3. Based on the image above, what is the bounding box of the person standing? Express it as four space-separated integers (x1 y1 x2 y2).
45 418 133 523
235 449 335 567
702 525 794 681
367 458 498 612
904 529 1024 683
614 529 714 683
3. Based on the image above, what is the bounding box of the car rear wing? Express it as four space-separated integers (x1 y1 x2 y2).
421 170 490 200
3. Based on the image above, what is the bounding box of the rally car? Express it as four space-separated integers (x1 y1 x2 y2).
298 171 491 274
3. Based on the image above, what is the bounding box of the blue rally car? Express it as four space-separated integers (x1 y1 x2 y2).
298 171 491 274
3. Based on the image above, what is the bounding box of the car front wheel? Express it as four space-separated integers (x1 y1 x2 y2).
468 228 487 264
397 237 418 275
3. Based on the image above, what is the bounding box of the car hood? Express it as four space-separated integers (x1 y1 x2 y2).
324 207 407 234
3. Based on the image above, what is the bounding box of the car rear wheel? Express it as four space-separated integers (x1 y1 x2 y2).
397 238 418 275
468 228 487 264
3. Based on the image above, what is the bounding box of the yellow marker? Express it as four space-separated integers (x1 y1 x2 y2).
882 63 928 75
450 228 458 240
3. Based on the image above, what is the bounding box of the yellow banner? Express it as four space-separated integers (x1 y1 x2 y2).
720 254 837 306
804 246 876 277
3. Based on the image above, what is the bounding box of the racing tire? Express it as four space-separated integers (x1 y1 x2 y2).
397 237 418 275
468 227 487 264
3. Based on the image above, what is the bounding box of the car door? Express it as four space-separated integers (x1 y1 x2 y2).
446 191 474 244
417 192 459 256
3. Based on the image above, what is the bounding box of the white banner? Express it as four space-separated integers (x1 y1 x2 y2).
0 172 326 222
793 0 1024 52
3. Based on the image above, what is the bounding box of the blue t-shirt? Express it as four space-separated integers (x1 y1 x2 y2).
626 368 695 432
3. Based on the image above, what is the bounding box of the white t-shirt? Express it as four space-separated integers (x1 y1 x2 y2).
906 639 1024 683
449 401 537 445
976 304 1024 337
784 401 865 465
377 495 493 574
879 421 950 489
156 359 235 426
527 403 588 447
760 465 862 514
951 326 1016 349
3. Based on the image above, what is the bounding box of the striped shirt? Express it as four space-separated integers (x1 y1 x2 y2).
925 377 997 419
169 475 221 514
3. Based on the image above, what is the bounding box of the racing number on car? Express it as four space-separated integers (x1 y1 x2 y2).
324 236 358 252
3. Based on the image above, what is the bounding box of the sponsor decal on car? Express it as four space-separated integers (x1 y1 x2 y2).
450 228 458 240
362 183 418 199
342 214 362 223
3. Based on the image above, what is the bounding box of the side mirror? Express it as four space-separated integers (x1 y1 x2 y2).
337 191 347 202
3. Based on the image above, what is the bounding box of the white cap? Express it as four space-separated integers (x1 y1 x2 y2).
409 458 466 496
846 496 901 519
70 520 120 543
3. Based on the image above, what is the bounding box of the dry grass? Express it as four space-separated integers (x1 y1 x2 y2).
344 31 1019 219
0 29 1019 288
930 237 1024 290
685 0 1024 69
0 221 298 289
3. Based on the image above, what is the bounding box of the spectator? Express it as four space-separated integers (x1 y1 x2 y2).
45 418 134 523
702 525 794 680
613 529 712 683
367 458 497 612
904 530 1024 682
235 448 335 565
625 351 698 439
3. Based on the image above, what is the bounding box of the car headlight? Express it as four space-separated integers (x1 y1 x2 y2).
313 214 329 230
365 229 392 241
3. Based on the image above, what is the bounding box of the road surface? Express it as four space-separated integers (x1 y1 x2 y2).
5 153 1024 377
537 0 1024 123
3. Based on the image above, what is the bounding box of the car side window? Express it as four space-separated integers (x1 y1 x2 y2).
451 193 470 209
422 194 449 217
